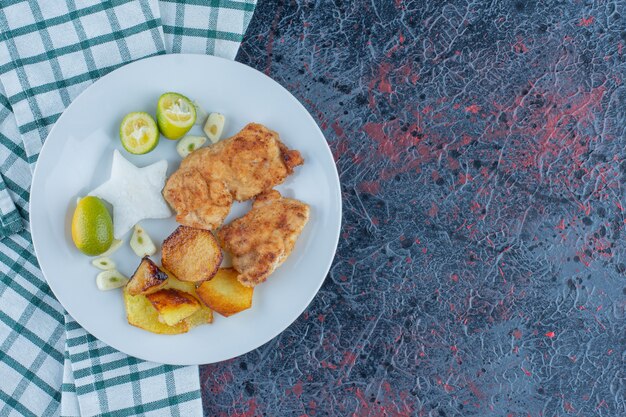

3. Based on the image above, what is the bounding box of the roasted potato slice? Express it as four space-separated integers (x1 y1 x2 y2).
196 268 253 317
185 307 213 327
162 226 222 283
164 272 213 324
145 289 201 326
163 270 196 293
126 257 168 295
123 287 188 334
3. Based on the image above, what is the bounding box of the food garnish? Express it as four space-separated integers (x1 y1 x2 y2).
71 196 113 256
119 112 159 154
176 135 206 158
130 224 157 257
92 257 116 270
96 269 129 290
156 92 196 139
89 150 171 239
203 112 225 143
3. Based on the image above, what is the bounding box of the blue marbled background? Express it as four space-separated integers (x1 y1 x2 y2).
201 1 626 416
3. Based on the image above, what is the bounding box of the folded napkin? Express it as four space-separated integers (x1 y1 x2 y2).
0 1 256 416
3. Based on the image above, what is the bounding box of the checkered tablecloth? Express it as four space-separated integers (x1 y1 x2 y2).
0 1 256 416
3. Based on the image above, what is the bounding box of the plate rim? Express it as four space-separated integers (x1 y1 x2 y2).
29 53 342 365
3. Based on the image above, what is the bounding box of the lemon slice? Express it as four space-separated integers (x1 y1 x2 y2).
156 93 196 139
119 112 159 154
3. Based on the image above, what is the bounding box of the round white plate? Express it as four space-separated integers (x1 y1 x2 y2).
30 54 341 365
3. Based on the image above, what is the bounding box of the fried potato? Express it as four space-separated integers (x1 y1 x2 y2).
196 268 253 317
164 272 213 324
161 226 222 283
145 289 201 326
185 306 214 327
163 270 196 292
126 257 168 296
123 287 189 334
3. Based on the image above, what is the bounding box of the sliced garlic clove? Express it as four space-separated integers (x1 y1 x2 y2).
176 135 207 158
92 257 116 270
96 269 128 290
130 224 157 257
203 113 225 143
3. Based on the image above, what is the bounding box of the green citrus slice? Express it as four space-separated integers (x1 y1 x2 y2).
119 112 159 154
156 92 196 139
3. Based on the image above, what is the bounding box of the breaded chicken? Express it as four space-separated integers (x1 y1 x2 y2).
163 123 303 230
162 168 232 230
217 190 310 287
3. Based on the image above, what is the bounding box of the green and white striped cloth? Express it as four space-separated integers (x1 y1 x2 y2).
0 1 256 416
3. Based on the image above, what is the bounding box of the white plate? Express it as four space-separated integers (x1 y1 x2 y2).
30 54 342 365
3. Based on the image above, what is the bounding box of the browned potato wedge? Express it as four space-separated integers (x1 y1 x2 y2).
123 287 189 334
162 226 222 283
146 289 201 326
164 272 213 324
196 268 253 317
126 257 168 296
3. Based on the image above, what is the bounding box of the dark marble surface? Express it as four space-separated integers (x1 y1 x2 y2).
200 1 626 416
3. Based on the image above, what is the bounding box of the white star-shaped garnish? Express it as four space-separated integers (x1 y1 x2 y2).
90 150 171 239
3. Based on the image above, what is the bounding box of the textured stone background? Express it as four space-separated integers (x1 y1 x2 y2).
200 1 626 416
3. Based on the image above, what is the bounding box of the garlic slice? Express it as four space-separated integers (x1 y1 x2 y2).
176 135 207 158
130 224 157 257
96 269 128 290
92 257 116 270
203 113 225 143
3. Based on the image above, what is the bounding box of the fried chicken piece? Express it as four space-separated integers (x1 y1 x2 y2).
217 190 310 287
162 168 232 230
163 123 303 230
